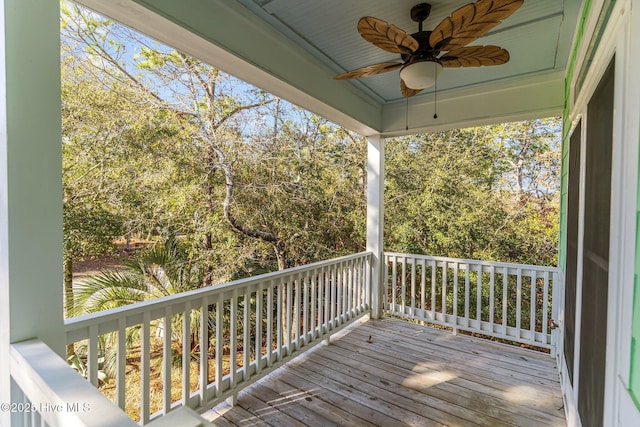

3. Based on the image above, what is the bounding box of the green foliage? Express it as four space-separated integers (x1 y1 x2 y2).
61 1 559 304
67 351 108 385
63 200 122 261
61 1 368 283
73 236 203 315
385 119 561 266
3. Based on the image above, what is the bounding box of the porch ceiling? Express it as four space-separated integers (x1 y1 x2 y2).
75 0 583 136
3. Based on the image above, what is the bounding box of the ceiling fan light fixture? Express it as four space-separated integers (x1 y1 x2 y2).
400 61 443 89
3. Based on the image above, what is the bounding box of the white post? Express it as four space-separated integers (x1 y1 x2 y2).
0 0 64 421
366 135 384 319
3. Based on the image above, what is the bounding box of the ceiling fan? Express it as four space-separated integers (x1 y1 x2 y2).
334 0 524 97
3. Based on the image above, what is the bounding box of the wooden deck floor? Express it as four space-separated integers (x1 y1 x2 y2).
204 317 566 427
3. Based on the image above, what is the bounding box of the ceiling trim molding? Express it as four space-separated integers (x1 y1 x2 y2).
382 71 565 136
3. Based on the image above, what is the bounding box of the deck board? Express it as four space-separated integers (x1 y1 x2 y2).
204 317 566 426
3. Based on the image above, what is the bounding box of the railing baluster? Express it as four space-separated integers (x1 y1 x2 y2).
453 262 458 333
383 255 389 312
266 281 273 367
88 324 98 387
343 263 349 321
215 295 223 398
330 265 336 329
347 261 352 318
348 261 354 318
401 257 407 316
430 260 436 320
355 259 361 313
351 260 357 317
476 265 482 324
302 274 308 345
31 403 41 427
322 267 331 335
343 261 348 321
311 271 317 340
367 256 374 312
200 297 209 406
411 257 416 318
543 271 550 342
343 261 349 321
162 306 172 414
420 258 426 315
502 267 508 330
441 261 447 320
516 269 522 339
243 288 250 381
337 263 344 324
361 258 365 310
255 284 263 374
530 270 537 343
489 265 495 334
294 275 301 350
354 260 359 314
391 256 397 314
344 263 349 319
117 317 127 412
229 290 237 387
355 259 360 313
141 310 150 424
277 280 283 361
465 264 470 322
182 301 191 407
286 276 292 356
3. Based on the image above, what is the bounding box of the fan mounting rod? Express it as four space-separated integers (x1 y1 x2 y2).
410 3 432 31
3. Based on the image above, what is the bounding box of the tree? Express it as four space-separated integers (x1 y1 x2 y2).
61 10 192 322
385 118 561 266
61 2 367 283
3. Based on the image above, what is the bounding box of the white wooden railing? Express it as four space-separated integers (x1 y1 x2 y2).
64 252 372 424
384 252 560 351
9 339 138 427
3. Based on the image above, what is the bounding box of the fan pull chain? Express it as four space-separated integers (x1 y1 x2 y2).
405 97 409 130
433 67 438 119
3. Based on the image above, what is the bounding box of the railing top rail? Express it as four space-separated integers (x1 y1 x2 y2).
10 339 138 427
65 251 372 333
383 251 559 273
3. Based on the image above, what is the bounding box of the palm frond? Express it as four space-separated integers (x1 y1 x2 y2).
72 269 150 315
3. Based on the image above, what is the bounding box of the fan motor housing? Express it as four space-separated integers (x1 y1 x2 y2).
401 31 438 62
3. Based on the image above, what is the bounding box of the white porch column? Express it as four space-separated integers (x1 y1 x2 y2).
1 0 64 416
366 135 385 319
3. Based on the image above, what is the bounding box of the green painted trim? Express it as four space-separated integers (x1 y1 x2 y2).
575 0 617 95
559 0 593 269
630 114 640 411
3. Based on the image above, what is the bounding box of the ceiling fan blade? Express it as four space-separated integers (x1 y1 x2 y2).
400 79 423 98
358 16 419 54
439 45 510 67
334 61 403 80
429 0 523 51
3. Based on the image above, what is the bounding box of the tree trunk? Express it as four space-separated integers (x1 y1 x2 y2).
274 245 287 271
202 144 217 286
